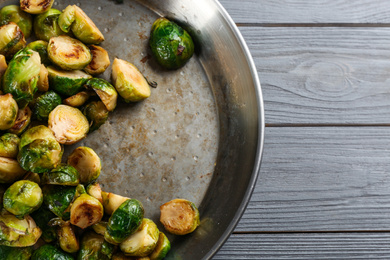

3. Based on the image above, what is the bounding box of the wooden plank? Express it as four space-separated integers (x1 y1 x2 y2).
235 127 390 232
214 233 390 259
239 27 390 125
219 0 390 24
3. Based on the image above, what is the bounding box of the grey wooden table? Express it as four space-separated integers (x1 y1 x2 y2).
213 0 390 259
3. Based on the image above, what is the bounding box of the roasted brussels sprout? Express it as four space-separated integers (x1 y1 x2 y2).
58 5 75 33
86 182 103 204
48 35 92 70
0 54 7 77
149 17 194 69
33 91 62 121
70 193 103 229
49 219 79 253
0 22 26 60
105 199 144 244
92 221 107 236
2 48 40 108
3 180 43 217
160 198 200 235
0 157 26 183
83 101 109 132
0 94 18 130
111 58 151 102
64 91 91 107
0 245 32 259
20 0 54 14
48 105 89 145
33 8 65 41
7 106 32 136
42 164 79 186
26 40 50 66
67 147 101 184
43 184 76 220
77 231 115 260
31 206 57 243
22 171 40 184
0 133 19 158
120 218 159 257
0 209 42 247
18 125 62 173
37 64 49 92
85 78 117 111
101 191 129 215
31 244 73 260
47 66 92 96
0 5 32 38
84 45 110 75
149 232 171 260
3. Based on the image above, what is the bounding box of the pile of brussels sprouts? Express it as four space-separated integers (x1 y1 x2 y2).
0 0 199 259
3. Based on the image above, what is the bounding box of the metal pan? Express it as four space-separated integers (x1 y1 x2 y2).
2 0 264 258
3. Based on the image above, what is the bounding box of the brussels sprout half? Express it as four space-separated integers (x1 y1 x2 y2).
50 220 79 253
37 64 49 92
160 198 200 235
120 218 159 257
0 22 26 60
0 94 18 131
0 54 7 78
86 182 103 204
92 221 107 236
7 106 32 136
48 35 92 70
84 45 110 75
0 133 19 158
105 199 144 245
43 185 76 220
85 78 117 111
33 90 62 121
67 146 101 184
26 40 50 66
3 180 42 217
0 157 26 183
2 48 40 109
63 91 91 107
149 17 194 69
0 5 32 38
47 66 92 96
31 244 73 260
70 5 104 44
77 231 115 260
70 193 103 229
33 8 65 42
149 232 171 260
30 205 57 243
101 191 129 215
111 58 151 102
83 101 109 132
0 245 32 260
20 0 54 14
42 164 79 186
0 209 42 247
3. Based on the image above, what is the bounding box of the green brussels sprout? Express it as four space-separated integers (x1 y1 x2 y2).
49 219 79 253
20 0 55 14
85 78 117 111
92 221 107 236
0 94 18 130
70 193 103 229
0 133 19 158
0 22 26 60
19 124 56 148
0 157 26 183
0 5 33 38
2 48 40 108
33 9 66 41
84 45 110 75
37 64 49 92
101 191 129 215
111 58 151 102
33 91 62 121
42 185 76 220
160 198 200 235
42 164 79 186
64 91 91 107
86 182 103 204
26 40 50 66
105 199 144 245
0 209 42 247
7 106 32 136
149 17 194 69
0 245 32 259
48 105 89 145
120 218 159 257
47 66 92 96
3 180 43 217
67 147 101 184
0 54 7 78
31 244 73 260
30 206 57 243
149 232 171 260
48 35 92 70
83 101 109 132
58 5 75 33
22 171 40 184
77 231 115 260
74 183 87 198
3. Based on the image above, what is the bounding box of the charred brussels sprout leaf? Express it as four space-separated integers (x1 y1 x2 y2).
77 231 115 260
0 133 19 158
3 180 43 217
2 48 40 108
0 245 32 259
42 164 79 186
0 157 26 183
69 5 104 44
31 206 58 243
105 199 144 244
20 0 54 14
33 91 62 121
85 78 117 111
83 101 109 132
26 40 50 66
33 9 66 42
47 66 92 96
0 5 32 38
149 17 194 69
84 45 110 75
31 244 73 260
0 94 18 131
0 22 26 60
67 146 101 184
149 232 171 260
43 185 76 220
7 106 32 136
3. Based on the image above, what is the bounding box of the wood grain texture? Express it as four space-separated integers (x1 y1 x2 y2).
214 233 390 259
235 127 390 232
219 0 390 24
239 27 390 125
